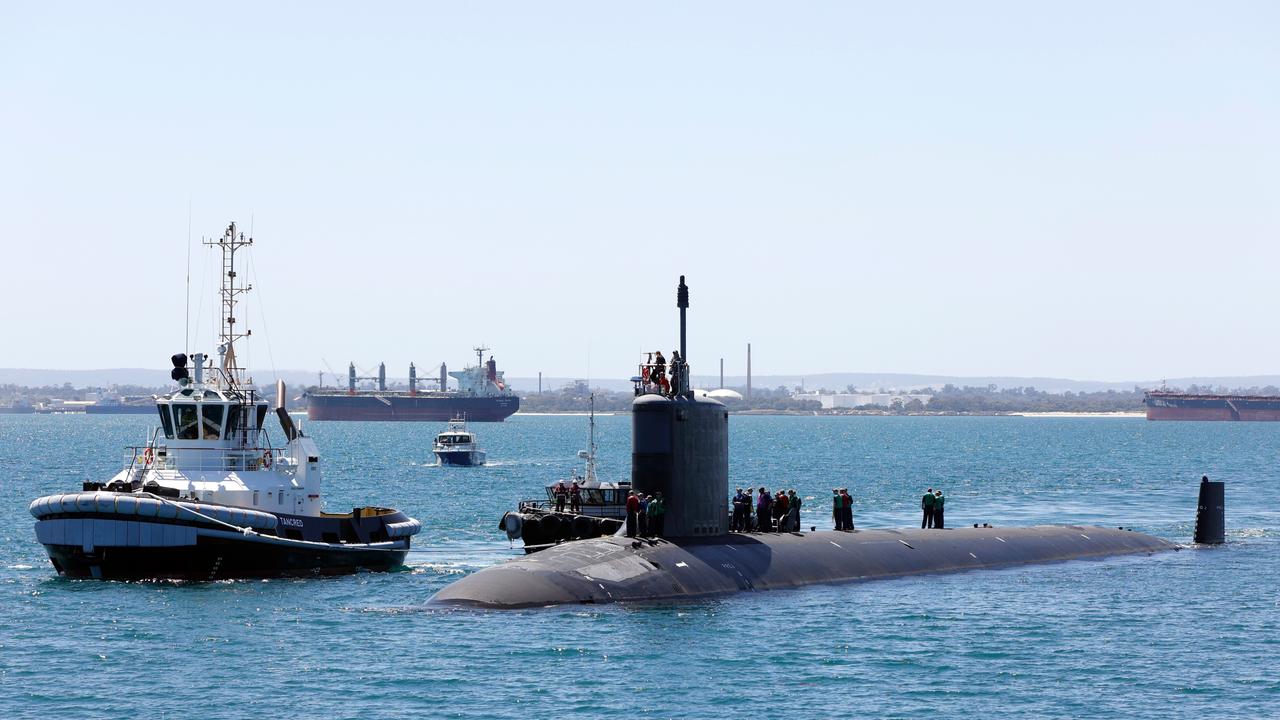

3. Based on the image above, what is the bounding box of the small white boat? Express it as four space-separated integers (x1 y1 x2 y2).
433 418 486 466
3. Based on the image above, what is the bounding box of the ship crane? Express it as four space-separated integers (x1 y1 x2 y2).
347 362 388 393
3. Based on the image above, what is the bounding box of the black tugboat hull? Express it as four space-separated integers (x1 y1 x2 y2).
30 491 421 581
42 532 409 580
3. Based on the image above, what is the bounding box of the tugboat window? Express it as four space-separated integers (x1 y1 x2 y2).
201 404 224 440
174 404 199 439
158 405 175 439
225 405 243 443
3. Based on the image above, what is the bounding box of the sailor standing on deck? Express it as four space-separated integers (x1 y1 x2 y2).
649 492 666 538
786 490 801 532
933 490 945 529
554 482 568 513
832 489 843 530
922 488 936 529
625 491 640 537
638 494 650 537
569 481 582 514
757 488 772 533
841 488 854 531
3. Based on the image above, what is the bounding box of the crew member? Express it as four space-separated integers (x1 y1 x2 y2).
730 488 745 531
773 488 788 530
832 489 843 530
625 491 640 537
639 494 650 537
569 481 582 514
648 492 666 538
757 488 772 533
921 488 935 529
933 489 945 529
786 490 801 532
669 350 682 396
841 488 854 531
554 481 568 513
652 351 668 395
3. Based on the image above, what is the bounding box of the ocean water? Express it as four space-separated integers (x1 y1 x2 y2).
1 413 1277 719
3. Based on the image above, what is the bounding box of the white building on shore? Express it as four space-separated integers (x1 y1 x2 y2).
793 391 933 409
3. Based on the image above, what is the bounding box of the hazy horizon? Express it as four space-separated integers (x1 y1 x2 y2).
3 2 1277 380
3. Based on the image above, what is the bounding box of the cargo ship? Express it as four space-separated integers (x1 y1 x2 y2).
1144 390 1280 421
305 348 519 421
85 395 156 414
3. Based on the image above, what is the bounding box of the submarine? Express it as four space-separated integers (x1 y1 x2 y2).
432 277 1221 609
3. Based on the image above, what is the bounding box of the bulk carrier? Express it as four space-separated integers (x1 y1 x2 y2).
305 348 519 422
1144 390 1280 421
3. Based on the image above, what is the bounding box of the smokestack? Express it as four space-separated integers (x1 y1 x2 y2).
746 343 752 398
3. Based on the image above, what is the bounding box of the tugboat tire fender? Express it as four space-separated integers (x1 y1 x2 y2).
386 518 422 538
502 512 523 540
28 491 280 531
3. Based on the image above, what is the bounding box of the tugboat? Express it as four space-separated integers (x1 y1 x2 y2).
27 222 422 580
433 416 486 466
500 395 627 552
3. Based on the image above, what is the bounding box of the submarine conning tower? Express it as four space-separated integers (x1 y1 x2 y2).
631 276 730 538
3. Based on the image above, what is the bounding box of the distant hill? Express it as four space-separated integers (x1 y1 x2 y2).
6 367 1280 395
0 368 325 389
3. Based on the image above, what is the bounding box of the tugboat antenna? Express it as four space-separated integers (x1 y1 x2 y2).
204 222 254 390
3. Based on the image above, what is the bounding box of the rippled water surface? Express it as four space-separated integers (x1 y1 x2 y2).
2 414 1277 719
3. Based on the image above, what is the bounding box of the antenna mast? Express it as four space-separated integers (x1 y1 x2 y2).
204 222 253 390
586 393 596 484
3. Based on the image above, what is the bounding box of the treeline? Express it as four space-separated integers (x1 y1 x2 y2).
920 385 1146 413
517 385 822 413
1 382 163 402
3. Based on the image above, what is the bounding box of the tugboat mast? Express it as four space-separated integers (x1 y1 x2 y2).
204 222 253 392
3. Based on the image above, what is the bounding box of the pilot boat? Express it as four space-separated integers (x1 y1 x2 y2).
500 395 627 551
433 417 486 466
28 222 421 580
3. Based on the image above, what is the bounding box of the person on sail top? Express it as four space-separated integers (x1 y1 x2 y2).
652 351 668 394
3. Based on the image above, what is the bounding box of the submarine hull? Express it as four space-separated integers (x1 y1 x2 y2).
431 525 1176 609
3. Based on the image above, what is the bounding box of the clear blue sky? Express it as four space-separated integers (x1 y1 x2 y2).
2 2 1276 381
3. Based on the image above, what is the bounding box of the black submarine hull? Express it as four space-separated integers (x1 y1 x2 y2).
431 525 1176 609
